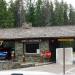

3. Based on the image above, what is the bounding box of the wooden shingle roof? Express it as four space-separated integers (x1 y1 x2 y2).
0 26 75 40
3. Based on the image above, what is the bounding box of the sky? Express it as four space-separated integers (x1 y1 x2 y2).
58 0 75 7
5 0 75 8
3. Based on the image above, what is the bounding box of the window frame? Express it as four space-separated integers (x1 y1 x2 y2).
25 42 39 54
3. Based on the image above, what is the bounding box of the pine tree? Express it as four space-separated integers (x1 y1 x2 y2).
40 0 50 26
25 0 35 26
42 0 51 26
49 1 55 26
63 3 69 25
54 0 64 25
34 0 43 26
7 0 15 27
0 0 7 27
69 4 75 25
13 0 25 27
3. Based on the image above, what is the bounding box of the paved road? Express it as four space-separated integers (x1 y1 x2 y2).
11 63 75 75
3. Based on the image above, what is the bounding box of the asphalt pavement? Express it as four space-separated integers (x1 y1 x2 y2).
8 63 75 75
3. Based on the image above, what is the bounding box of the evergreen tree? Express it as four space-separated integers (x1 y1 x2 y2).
69 4 75 25
0 0 74 28
25 0 35 26
54 0 60 25
63 3 69 25
34 0 43 26
13 0 25 27
7 0 15 27
54 0 64 25
40 0 50 26
49 1 55 26
0 0 7 27
42 0 51 26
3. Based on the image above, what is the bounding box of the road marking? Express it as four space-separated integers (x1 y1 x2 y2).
65 67 75 74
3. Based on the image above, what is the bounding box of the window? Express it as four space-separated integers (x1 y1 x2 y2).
26 43 39 53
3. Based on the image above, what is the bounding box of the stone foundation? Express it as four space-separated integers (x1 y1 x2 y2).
25 54 40 62
0 61 20 70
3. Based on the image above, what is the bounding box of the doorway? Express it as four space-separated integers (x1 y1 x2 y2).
49 39 59 63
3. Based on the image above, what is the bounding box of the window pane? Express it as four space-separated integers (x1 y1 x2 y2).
26 43 39 53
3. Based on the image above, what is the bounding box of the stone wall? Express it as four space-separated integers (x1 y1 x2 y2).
0 40 50 70
39 40 49 51
15 40 49 62
0 61 21 70
25 54 40 62
15 41 23 62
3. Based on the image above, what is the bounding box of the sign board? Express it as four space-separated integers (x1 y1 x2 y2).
58 39 74 41
21 39 41 43
37 49 40 54
56 48 73 65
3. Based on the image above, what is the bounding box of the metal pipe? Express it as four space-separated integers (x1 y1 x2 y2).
63 48 65 75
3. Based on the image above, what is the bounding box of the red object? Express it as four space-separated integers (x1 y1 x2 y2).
45 50 51 58
40 50 51 58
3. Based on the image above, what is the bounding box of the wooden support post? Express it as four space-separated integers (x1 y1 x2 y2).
23 42 25 62
11 51 15 61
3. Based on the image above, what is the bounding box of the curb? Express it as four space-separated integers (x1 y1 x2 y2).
35 62 53 66
20 63 35 68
